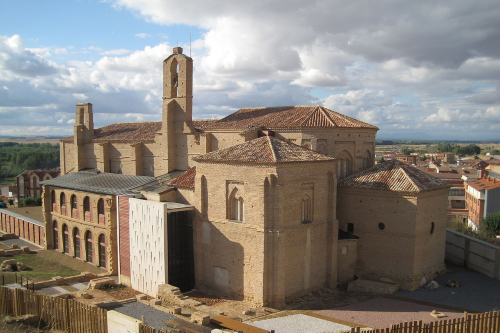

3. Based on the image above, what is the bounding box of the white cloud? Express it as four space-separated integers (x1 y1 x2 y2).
101 49 131 56
134 33 151 38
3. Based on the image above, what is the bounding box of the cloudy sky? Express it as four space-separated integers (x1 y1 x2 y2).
1 0 500 140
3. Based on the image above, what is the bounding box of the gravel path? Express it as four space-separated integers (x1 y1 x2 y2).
315 297 463 329
394 268 500 312
107 302 178 330
0 237 41 250
246 314 351 333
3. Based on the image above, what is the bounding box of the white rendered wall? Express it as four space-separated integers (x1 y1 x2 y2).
129 198 168 297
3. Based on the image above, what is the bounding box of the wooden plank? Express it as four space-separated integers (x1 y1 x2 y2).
211 316 270 333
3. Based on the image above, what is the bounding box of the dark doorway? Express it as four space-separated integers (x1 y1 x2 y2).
167 211 195 292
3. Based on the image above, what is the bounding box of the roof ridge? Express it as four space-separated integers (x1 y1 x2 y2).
317 106 336 127
268 136 278 163
399 164 420 192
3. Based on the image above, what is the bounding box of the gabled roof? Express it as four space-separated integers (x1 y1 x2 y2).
202 106 378 131
193 136 335 164
338 160 450 195
40 171 157 196
61 120 211 143
167 167 196 189
18 169 60 178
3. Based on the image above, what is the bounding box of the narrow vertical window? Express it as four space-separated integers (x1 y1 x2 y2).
98 198 105 225
51 190 56 212
84 196 91 221
53 221 59 250
74 228 80 258
86 231 93 263
98 234 106 268
60 192 66 215
62 224 69 254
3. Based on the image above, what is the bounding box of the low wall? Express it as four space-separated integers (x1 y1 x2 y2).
0 210 44 247
445 228 500 280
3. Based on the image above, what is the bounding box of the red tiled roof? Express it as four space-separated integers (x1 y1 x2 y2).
202 106 378 131
338 160 450 195
468 177 500 191
61 120 210 143
167 167 196 189
193 136 336 164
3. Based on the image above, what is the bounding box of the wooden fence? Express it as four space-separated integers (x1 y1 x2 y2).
0 286 107 333
339 310 500 333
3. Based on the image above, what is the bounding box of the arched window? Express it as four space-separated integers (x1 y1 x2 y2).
337 151 353 180
53 221 59 250
62 224 69 254
51 190 56 212
84 197 91 221
60 192 66 215
228 188 245 222
98 234 106 268
73 228 80 258
363 150 373 170
98 199 105 224
85 231 93 263
71 195 77 218
302 194 312 222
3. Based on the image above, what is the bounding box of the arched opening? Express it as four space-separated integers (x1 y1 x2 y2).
302 194 312 223
363 150 373 170
98 199 105 224
98 234 106 268
62 224 69 254
85 231 93 263
71 195 77 219
60 192 66 215
73 228 80 258
53 221 59 250
84 197 91 221
228 188 245 222
337 150 353 180
170 59 179 98
51 190 56 212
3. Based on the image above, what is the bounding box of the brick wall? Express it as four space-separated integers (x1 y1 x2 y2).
0 211 45 247
118 196 131 281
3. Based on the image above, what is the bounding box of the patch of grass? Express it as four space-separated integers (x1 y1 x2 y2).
0 253 80 285
100 283 125 291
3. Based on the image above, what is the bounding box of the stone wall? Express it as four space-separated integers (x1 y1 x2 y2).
446 229 500 280
0 211 45 247
337 238 358 286
337 187 447 290
194 160 337 307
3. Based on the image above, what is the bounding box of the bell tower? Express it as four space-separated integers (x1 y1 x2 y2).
161 47 194 172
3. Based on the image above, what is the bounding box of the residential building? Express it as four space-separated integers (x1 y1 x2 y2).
17 169 60 204
465 176 500 230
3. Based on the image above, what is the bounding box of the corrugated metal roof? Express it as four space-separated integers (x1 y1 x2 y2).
193 137 336 164
338 160 450 195
40 171 158 195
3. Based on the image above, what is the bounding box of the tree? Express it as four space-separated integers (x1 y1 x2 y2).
23 196 34 207
378 157 385 163
483 212 500 235
0 198 3 203
7 198 14 206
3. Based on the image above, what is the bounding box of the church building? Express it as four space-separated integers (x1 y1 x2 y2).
42 47 449 307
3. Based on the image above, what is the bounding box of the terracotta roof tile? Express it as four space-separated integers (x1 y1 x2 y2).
61 119 210 143
202 106 378 131
167 167 196 189
193 136 335 164
338 160 450 195
468 177 500 191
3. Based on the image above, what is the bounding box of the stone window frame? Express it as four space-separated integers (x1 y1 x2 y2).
60 192 66 215
301 183 314 223
85 230 93 263
50 190 56 212
337 150 353 180
227 181 245 222
98 233 106 268
73 227 81 259
71 194 78 219
53 220 59 250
